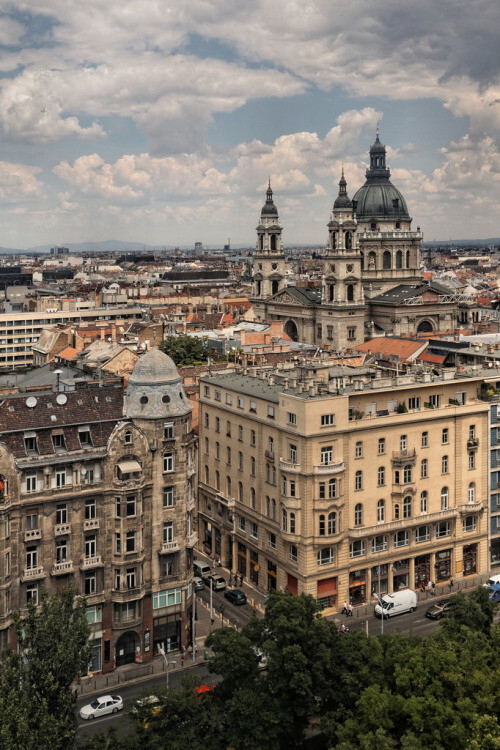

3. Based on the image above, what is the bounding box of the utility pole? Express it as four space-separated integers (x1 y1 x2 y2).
209 578 213 628
192 590 196 663
158 645 176 689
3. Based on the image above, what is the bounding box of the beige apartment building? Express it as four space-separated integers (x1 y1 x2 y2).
198 364 491 609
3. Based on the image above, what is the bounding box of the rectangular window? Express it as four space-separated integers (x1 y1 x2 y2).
56 468 66 488
215 390 221 401
238 425 243 441
126 496 136 517
215 417 220 433
163 486 174 507
164 422 174 439
163 522 173 543
349 541 365 558
378 438 385 454
153 588 182 609
126 568 137 589
289 444 298 463
249 400 257 413
205 413 209 428
226 393 232 405
52 433 66 451
163 453 174 472
26 584 38 605
86 606 102 625
268 405 275 419
442 428 449 445
319 482 326 499
25 472 37 493
85 536 96 558
238 516 246 532
268 532 277 550
288 412 297 426
372 535 387 553
26 546 38 569
84 573 96 595
415 526 430 543
290 480 296 497
347 327 356 341
469 452 475 470
126 531 136 553
26 512 38 530
250 430 256 447
321 446 333 465
226 421 231 437
115 533 121 555
429 394 440 408
394 530 409 548
421 459 428 478
250 522 258 539
56 504 67 524
24 433 38 454
204 386 210 397
238 396 244 409
85 499 96 520
436 521 451 538
56 540 67 563
463 516 477 532
321 413 335 427
421 431 428 448
408 397 420 410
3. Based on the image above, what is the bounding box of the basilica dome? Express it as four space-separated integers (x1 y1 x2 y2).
353 133 410 220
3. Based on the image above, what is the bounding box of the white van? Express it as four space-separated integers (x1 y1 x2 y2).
193 560 211 578
483 574 500 589
374 590 417 619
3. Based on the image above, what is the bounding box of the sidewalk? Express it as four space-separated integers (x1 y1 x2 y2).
197 550 268 613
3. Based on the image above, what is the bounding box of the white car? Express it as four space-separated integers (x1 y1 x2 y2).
79 694 123 720
483 574 500 589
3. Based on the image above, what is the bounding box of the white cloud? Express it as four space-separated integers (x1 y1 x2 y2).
0 160 43 201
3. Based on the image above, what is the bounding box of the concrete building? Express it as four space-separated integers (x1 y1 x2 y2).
198 364 490 609
0 348 197 671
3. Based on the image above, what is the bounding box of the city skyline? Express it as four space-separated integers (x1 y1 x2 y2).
0 1 498 248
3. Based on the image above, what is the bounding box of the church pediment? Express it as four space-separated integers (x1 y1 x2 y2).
268 288 316 306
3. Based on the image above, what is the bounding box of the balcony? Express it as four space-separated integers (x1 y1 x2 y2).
265 450 275 461
279 458 301 474
186 496 196 512
186 531 198 547
22 566 44 581
112 585 146 603
467 437 479 450
54 523 71 536
81 555 102 569
24 529 41 542
51 560 74 575
84 519 100 531
314 461 344 475
458 500 484 515
161 540 180 553
391 448 417 464
217 492 236 509
349 507 458 538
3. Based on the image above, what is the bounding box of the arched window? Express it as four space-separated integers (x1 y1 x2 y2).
378 467 385 486
238 482 243 502
383 251 391 269
442 455 448 474
226 476 231 496
270 234 276 251
377 499 385 523
354 503 363 526
347 284 354 302
250 487 256 509
251 457 256 475
403 465 412 483
394 504 400 520
406 250 410 268
272 280 279 295
290 512 296 534
441 486 449 510
403 495 412 518
345 231 352 250
319 514 326 536
468 482 475 504
329 478 337 498
396 250 403 269
205 466 209 484
266 496 270 517
227 446 231 464
282 509 288 532
272 499 276 520
215 470 220 491
256 280 261 296
400 434 407 451
355 470 363 491
329 284 334 302
332 232 337 249
420 491 428 513
328 512 336 535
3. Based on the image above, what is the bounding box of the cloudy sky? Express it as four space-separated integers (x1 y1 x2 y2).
0 0 498 249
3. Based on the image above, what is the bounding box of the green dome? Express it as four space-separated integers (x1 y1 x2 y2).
352 132 410 220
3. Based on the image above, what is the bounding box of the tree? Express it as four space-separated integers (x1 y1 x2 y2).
442 588 497 636
0 586 91 750
159 336 209 366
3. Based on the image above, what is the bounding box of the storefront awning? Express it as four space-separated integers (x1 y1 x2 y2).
118 460 142 473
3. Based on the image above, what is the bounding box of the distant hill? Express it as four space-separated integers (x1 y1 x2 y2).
423 238 500 248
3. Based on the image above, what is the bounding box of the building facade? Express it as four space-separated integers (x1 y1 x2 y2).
0 348 197 672
198 366 490 609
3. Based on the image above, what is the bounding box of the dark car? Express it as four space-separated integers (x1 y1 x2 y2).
224 589 247 606
425 600 452 620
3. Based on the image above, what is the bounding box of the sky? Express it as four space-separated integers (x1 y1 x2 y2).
0 0 498 249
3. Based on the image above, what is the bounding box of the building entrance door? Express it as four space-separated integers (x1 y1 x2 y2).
115 631 139 667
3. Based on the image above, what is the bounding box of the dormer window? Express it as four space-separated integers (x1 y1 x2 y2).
52 432 66 452
24 432 38 455
78 426 93 447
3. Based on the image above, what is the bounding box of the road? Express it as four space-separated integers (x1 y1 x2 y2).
77 662 214 738
198 584 260 628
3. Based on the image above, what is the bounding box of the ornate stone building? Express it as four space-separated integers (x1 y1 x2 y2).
0 348 197 672
252 133 482 346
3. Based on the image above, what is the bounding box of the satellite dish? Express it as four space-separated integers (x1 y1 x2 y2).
26 396 37 408
56 394 67 405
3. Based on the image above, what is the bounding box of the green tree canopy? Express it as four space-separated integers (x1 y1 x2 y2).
159 335 209 366
0 586 91 750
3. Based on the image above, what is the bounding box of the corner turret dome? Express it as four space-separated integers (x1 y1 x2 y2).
333 167 352 209
125 347 192 419
352 131 410 220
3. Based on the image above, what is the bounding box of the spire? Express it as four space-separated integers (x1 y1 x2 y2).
333 167 351 209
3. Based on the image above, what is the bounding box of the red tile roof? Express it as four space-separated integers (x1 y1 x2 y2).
354 337 425 360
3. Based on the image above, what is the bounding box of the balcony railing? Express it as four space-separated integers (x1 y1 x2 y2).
314 461 345 474
467 437 479 449
279 458 301 474
52 560 74 575
161 540 180 553
54 523 71 536
265 450 275 460
349 507 458 537
458 501 484 515
84 519 100 531
391 448 417 463
24 529 41 542
22 566 44 580
81 555 102 568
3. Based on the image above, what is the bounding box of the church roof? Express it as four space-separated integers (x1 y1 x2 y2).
352 132 410 220
286 286 322 305
370 281 454 305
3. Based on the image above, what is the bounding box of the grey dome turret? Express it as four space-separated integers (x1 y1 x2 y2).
261 180 278 217
125 348 192 419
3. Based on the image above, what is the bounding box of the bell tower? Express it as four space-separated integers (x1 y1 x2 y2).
319 169 365 348
252 181 286 299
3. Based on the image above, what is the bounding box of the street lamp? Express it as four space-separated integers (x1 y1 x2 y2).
158 645 176 689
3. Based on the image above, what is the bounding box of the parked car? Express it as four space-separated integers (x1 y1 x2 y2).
80 694 123 720
484 574 500 589
193 576 205 591
203 574 226 590
224 589 247 606
195 684 216 696
131 695 160 715
425 600 452 620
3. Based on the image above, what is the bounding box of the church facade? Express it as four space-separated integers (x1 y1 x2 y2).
251 134 479 348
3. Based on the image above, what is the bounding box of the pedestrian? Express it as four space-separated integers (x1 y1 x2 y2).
420 581 425 593
342 600 348 615
432 581 436 596
253 604 258 617
348 602 353 617
427 580 432 595
217 556 221 567
212 557 216 569
240 573 244 587
450 577 454 591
